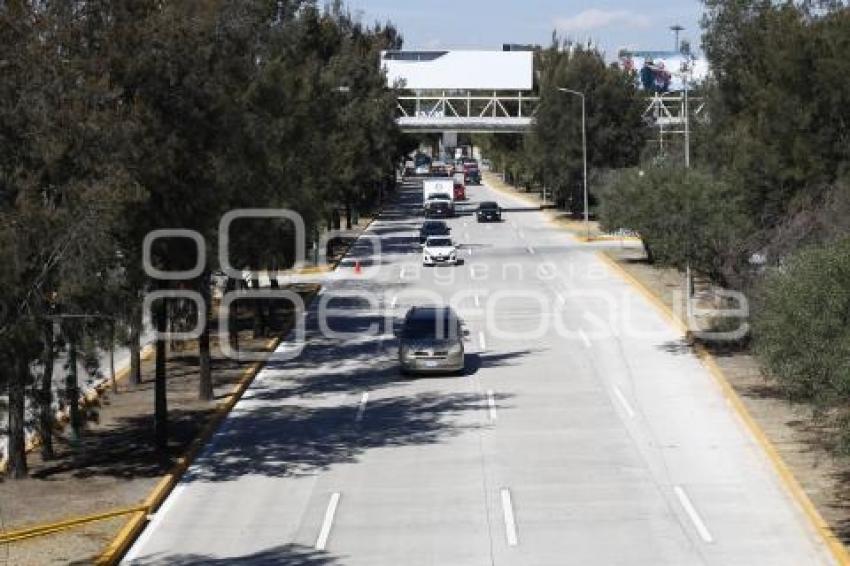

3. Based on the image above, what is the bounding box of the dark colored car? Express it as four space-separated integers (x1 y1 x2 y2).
464 163 481 185
419 220 451 244
398 306 465 375
476 201 501 222
424 199 454 218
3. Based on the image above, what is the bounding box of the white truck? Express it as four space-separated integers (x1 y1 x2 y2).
422 178 455 218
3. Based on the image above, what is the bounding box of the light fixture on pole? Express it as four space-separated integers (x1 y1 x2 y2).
670 25 684 52
557 87 589 240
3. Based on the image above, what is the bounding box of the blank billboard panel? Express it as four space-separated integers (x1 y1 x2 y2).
381 50 533 91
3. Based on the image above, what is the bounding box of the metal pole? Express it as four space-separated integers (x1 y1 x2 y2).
683 75 690 169
581 93 589 240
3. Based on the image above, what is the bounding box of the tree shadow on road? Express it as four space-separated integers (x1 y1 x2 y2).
105 543 341 566
184 389 513 483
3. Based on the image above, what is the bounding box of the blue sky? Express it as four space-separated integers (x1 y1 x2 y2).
344 1 705 58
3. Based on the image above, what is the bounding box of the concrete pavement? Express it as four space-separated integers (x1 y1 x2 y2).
123 178 834 565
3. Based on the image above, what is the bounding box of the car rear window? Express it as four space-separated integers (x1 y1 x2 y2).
480 202 498 209
404 313 459 340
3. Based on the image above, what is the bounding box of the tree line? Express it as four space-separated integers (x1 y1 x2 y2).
0 0 410 479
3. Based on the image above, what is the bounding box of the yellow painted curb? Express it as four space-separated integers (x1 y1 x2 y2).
95 288 320 566
596 250 850 565
0 505 147 544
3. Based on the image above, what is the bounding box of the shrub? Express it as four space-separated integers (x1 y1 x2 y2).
598 165 752 284
753 238 850 406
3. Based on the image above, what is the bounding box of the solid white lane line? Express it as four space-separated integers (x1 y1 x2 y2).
674 486 714 543
487 390 497 420
355 392 369 422
316 492 341 550
500 488 519 546
479 331 487 352
613 386 636 418
578 329 592 348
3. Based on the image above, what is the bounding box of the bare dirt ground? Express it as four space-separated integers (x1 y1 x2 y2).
603 245 850 544
0 285 317 566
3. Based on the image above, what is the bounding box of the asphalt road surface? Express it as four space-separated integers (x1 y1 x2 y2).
124 179 834 565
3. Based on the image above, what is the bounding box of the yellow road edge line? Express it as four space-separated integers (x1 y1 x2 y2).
95 288 320 566
596 250 850 565
0 505 148 544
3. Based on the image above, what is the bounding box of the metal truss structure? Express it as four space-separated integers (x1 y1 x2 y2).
395 91 538 133
643 92 706 152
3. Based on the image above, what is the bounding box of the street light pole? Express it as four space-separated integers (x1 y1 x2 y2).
557 87 589 240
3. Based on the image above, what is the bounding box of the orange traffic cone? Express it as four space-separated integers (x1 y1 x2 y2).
354 260 362 274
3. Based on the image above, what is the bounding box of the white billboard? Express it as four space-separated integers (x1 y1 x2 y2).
381 50 533 91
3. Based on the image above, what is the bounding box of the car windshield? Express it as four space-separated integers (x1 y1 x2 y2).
427 238 452 247
403 312 459 340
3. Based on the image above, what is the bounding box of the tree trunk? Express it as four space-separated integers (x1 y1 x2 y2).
6 356 29 479
40 323 55 460
154 297 168 450
109 321 117 393
67 336 82 441
198 273 213 401
345 201 353 230
643 241 655 264
129 305 142 385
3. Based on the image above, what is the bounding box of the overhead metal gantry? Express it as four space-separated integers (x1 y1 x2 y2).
381 49 537 134
395 91 538 133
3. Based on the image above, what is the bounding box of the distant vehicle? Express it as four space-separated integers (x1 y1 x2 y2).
404 160 415 176
453 182 466 201
398 306 465 375
431 161 451 177
422 236 458 266
480 158 492 171
422 178 455 217
463 161 481 185
414 153 432 176
476 201 501 222
419 220 450 244
424 196 454 218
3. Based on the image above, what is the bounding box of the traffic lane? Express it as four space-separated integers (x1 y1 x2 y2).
282 227 499 562
445 239 699 565
478 196 833 563
557 250 832 565
128 182 507 564
460 191 830 564
126 191 430 563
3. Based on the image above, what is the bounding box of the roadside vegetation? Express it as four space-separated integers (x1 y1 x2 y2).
0 0 409 479
483 1 850 448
